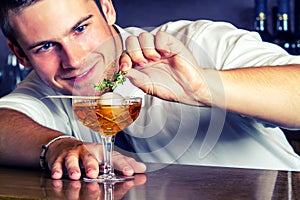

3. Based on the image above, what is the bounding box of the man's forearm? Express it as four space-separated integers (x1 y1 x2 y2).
208 64 300 129
0 108 64 168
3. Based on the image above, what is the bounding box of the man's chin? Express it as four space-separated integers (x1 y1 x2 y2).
69 88 102 96
74 80 112 96
55 82 105 96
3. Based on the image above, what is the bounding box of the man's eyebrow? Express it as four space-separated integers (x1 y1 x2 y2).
71 14 93 32
27 14 94 51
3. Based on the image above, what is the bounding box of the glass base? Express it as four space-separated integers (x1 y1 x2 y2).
83 174 134 183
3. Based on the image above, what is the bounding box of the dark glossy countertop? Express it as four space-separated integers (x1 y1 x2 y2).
0 163 299 199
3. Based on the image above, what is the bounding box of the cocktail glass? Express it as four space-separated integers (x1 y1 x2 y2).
72 95 142 183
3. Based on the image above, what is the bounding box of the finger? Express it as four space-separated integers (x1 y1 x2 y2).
112 152 134 175
125 67 155 95
155 31 197 62
124 156 147 174
155 31 199 74
51 156 64 180
64 152 81 180
125 35 148 65
154 31 181 56
138 32 161 61
80 151 99 179
119 52 132 72
113 152 147 176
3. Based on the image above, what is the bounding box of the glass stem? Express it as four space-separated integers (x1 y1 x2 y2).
101 136 115 177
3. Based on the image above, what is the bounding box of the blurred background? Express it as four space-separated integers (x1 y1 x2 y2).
115 0 262 29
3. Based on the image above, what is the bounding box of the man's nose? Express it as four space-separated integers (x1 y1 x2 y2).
60 41 87 69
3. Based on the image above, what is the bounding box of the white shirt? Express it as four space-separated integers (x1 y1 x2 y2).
1 20 300 171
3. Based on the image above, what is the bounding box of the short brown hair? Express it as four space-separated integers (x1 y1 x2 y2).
0 0 101 46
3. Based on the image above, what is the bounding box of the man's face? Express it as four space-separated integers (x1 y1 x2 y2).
9 0 120 95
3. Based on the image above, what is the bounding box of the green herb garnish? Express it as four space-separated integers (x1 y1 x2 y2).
94 71 127 91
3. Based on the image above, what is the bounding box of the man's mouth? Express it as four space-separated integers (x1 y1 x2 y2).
64 70 89 80
77 70 89 78
62 65 96 81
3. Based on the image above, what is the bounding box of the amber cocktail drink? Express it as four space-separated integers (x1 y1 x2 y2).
72 96 142 183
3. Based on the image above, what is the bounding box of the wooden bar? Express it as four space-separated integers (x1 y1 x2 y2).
0 163 299 199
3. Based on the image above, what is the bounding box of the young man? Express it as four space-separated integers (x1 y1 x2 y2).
0 0 300 181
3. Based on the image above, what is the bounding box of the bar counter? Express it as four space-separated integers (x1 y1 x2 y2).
0 163 299 199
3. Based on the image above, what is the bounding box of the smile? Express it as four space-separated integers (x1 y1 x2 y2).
62 64 96 81
77 70 89 78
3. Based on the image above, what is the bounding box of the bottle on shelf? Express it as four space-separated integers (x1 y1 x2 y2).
273 0 296 54
254 0 273 42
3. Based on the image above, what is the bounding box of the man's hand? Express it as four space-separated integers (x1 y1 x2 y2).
119 31 212 107
46 139 146 180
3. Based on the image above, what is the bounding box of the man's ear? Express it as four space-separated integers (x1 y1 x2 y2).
99 0 116 25
7 40 33 69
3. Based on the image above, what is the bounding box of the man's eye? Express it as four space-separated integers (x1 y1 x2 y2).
75 25 87 33
39 42 54 52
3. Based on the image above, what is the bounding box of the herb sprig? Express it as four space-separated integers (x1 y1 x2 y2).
94 71 127 91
